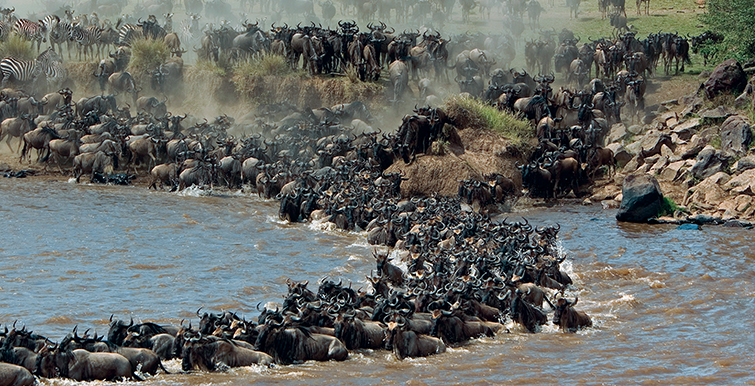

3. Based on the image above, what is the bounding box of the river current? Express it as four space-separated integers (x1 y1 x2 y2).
1 178 753 385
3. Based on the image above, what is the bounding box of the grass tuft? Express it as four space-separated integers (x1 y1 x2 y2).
0 35 35 61
442 95 534 152
233 53 296 78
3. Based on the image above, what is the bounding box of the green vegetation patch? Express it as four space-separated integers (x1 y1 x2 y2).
443 95 533 151
129 37 170 73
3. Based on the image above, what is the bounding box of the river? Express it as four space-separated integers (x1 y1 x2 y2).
1 178 753 385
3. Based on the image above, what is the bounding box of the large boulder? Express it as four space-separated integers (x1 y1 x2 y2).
703 59 747 100
690 145 729 180
719 115 752 157
616 174 665 223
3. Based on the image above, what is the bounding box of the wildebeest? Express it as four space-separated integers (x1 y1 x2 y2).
510 288 548 332
73 150 117 183
389 60 409 107
0 115 34 153
255 320 348 364
553 296 592 332
136 96 168 117
383 314 445 360
20 125 61 163
181 335 273 371
333 311 385 350
374 250 405 286
0 363 34 386
108 71 139 105
35 345 142 381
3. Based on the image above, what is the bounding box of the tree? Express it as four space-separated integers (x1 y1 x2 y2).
702 0 755 60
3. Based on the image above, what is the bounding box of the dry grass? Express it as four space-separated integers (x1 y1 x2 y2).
65 62 99 95
0 35 34 61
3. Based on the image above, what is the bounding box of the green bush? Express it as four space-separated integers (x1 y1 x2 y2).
701 0 755 61
0 35 35 61
129 37 170 73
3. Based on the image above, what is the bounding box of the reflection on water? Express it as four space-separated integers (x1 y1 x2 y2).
2 180 754 385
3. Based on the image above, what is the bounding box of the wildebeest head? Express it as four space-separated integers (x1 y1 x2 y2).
107 315 134 346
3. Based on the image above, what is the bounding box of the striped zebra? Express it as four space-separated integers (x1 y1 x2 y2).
118 24 143 46
13 19 47 52
49 20 72 58
0 48 65 90
71 24 103 60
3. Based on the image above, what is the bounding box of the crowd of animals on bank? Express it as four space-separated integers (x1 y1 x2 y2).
0 2 722 203
0 213 590 383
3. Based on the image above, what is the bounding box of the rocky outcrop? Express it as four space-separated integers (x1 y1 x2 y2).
719 115 752 157
616 174 664 223
703 59 747 100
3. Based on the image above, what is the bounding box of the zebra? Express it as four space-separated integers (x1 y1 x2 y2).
13 19 47 52
0 48 66 90
71 24 103 60
48 20 72 57
118 23 143 46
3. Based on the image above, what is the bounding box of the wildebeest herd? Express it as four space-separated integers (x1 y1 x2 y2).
0 212 590 383
0 0 722 382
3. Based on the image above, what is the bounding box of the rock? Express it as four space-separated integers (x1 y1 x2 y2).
719 115 752 157
677 223 700 230
602 199 620 209
607 123 628 144
734 195 752 212
625 140 643 156
649 156 669 175
723 219 753 228
616 174 665 223
699 106 733 124
671 118 700 141
0 163 10 172
622 155 641 173
590 184 621 201
681 95 704 117
703 58 747 100
606 142 632 166
690 145 728 180
704 171 732 186
680 134 708 159
724 169 755 195
685 175 729 210
688 214 725 225
643 112 657 125
662 99 679 106
649 216 680 224
659 160 688 181
627 124 643 135
582 198 592 205
733 155 755 173
661 144 678 161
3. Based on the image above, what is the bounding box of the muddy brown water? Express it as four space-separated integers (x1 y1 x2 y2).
1 178 753 385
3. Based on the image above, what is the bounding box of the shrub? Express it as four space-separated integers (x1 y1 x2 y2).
701 0 755 61
128 37 170 73
0 35 35 61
